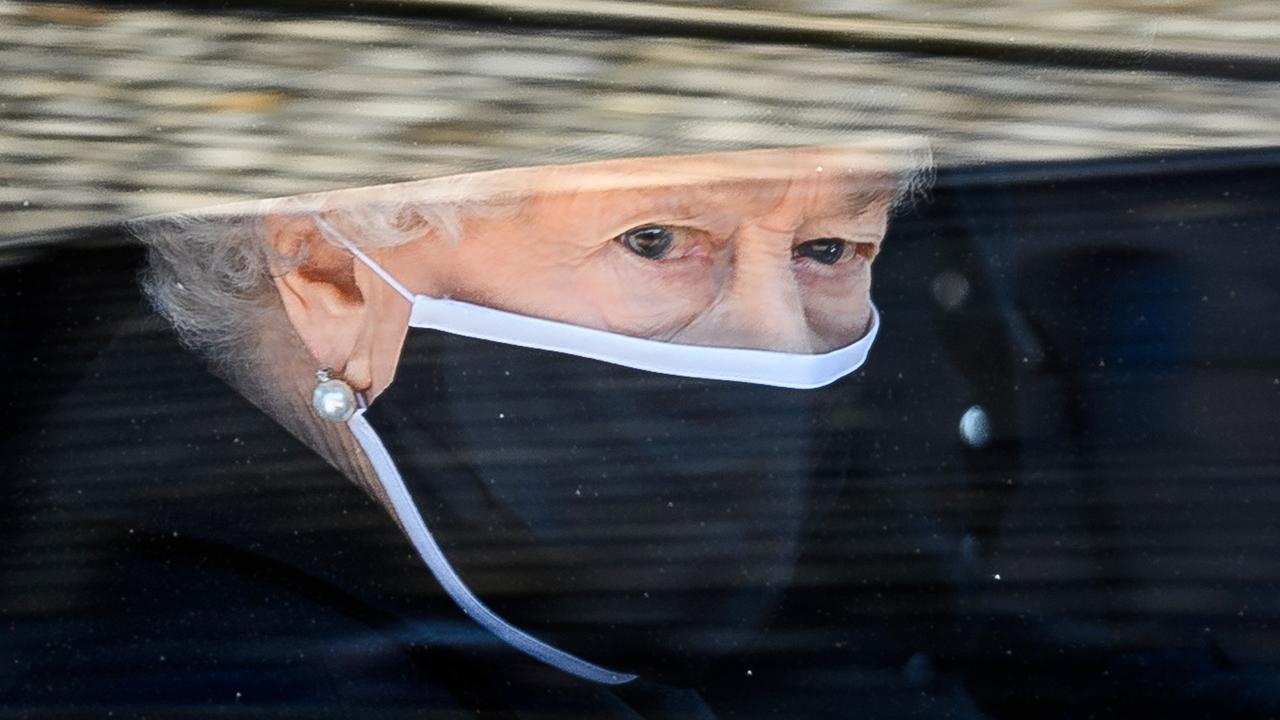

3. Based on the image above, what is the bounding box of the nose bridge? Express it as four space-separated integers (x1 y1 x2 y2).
725 222 811 352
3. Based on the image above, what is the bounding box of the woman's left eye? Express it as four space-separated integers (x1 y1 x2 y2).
792 238 848 265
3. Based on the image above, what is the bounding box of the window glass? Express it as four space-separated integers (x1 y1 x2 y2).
2 2 1278 717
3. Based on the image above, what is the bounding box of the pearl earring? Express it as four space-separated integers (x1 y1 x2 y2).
312 368 358 422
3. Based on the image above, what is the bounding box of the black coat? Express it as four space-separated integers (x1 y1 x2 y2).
0 244 981 718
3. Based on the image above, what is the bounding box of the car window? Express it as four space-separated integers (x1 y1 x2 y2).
2 2 1278 718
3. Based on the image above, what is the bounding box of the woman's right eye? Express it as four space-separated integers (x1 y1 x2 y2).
618 225 676 260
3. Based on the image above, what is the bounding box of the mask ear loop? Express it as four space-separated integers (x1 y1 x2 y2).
313 213 638 686
347 408 637 685
312 215 414 304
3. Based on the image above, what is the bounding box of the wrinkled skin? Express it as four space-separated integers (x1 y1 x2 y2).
266 143 910 398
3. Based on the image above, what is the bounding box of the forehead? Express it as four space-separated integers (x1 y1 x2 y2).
409 140 901 206
531 149 899 213
184 139 925 221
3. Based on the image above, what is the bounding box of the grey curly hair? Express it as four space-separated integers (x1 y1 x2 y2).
127 187 524 448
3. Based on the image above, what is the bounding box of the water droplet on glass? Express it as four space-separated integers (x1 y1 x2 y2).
959 405 991 448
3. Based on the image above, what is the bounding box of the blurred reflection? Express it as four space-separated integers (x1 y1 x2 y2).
5 1 1277 241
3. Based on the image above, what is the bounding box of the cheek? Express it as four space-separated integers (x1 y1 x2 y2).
801 263 874 350
452 236 719 340
446 221 603 309
585 247 719 338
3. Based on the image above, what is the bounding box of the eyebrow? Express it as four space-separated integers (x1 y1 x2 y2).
587 174 901 227
841 178 899 217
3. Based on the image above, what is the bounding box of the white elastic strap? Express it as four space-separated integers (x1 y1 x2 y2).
410 295 879 390
347 409 638 686
314 215 415 303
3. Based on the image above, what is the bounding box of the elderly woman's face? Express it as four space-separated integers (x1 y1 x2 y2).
389 146 898 353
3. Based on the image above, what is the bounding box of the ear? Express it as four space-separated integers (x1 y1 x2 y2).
265 213 405 393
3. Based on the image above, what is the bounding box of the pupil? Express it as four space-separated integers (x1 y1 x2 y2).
622 226 674 259
794 238 846 265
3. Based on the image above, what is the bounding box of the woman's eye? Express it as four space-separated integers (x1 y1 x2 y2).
619 225 675 260
792 238 848 265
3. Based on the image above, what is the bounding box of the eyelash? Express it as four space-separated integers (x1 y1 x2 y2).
618 225 677 259
791 238 853 266
615 224 710 262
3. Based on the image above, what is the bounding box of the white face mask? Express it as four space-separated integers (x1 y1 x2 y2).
314 215 882 685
